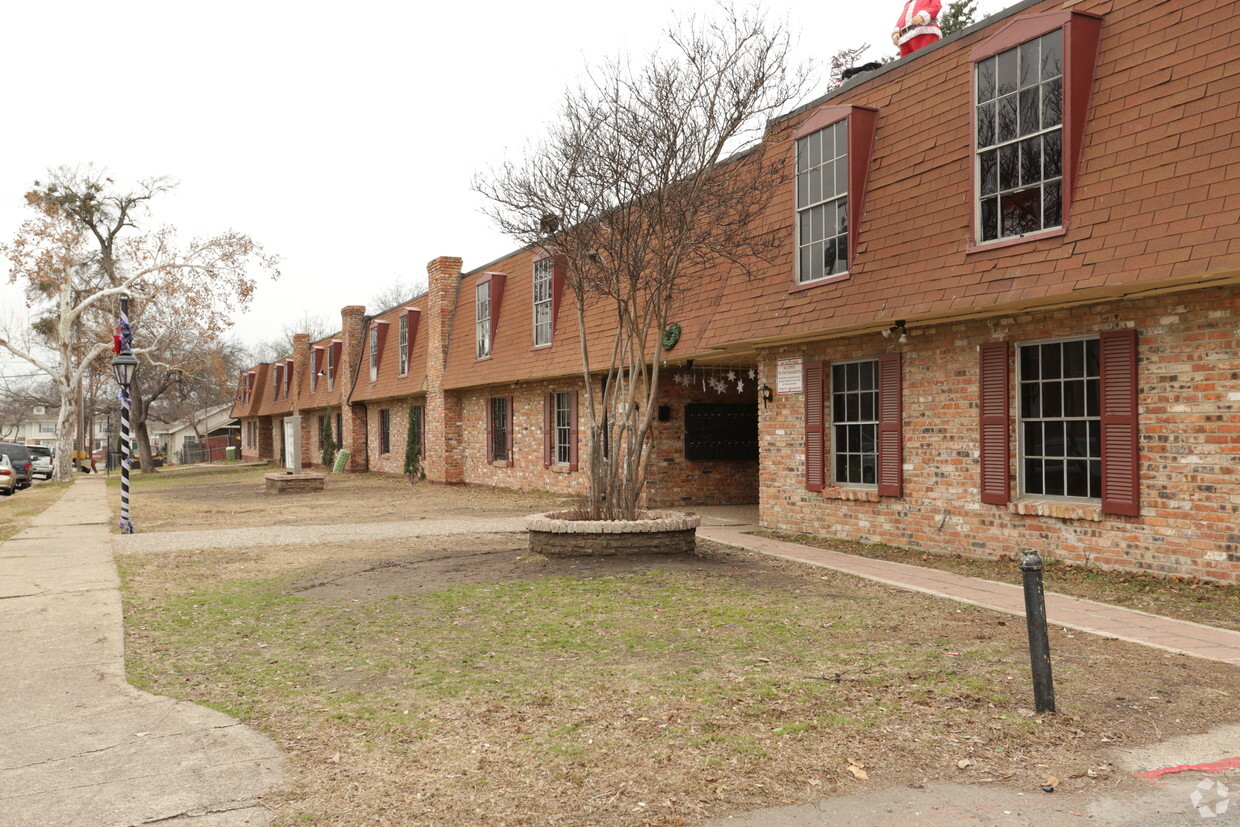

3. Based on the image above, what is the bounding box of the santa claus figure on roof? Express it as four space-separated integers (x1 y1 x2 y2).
892 0 943 57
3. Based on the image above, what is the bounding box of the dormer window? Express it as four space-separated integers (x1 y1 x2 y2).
476 281 492 359
533 256 553 346
369 326 380 382
970 10 1102 248
791 105 878 288
398 314 409 375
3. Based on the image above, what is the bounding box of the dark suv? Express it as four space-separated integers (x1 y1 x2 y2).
0 442 33 490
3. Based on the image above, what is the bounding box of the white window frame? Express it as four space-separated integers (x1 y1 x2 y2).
554 392 571 465
1016 335 1101 503
795 119 849 284
973 29 1064 244
476 282 492 359
533 257 553 347
828 357 879 488
369 326 379 382
398 315 409 375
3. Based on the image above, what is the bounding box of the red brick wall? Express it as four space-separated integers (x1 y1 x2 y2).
643 370 760 507
456 378 592 497
365 398 429 476
758 285 1239 583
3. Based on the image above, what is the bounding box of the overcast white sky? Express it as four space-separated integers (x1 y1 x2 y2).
0 0 1010 367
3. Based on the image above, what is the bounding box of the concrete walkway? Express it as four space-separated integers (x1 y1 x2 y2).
118 516 528 554
0 477 283 826
698 523 1240 667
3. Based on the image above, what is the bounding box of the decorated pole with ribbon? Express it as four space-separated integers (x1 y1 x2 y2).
114 297 135 534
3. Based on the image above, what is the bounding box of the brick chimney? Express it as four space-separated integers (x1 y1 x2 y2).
339 305 368 472
291 333 310 413
424 256 464 484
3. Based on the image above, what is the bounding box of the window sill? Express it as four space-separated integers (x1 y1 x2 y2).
490 460 512 468
549 464 574 474
531 343 552 352
1009 498 1103 522
788 271 851 294
966 226 1065 255
821 486 879 502
475 355 492 363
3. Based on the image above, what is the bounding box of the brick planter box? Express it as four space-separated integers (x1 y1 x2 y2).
527 510 701 557
264 472 326 493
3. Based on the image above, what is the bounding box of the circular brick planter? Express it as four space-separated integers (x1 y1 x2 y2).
264 472 326 493
527 510 701 557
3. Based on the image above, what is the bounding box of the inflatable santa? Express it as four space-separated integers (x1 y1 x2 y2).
892 0 943 57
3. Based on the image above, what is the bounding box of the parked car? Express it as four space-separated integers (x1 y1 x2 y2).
0 442 32 490
28 444 53 480
0 454 17 495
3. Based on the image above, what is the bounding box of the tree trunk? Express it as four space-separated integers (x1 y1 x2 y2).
130 380 158 474
52 383 76 482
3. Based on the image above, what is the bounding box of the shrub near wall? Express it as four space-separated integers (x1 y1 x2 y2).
758 286 1240 583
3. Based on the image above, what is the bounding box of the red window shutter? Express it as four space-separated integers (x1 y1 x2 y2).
804 361 824 492
569 391 579 471
1100 329 1140 516
978 342 1010 505
543 393 553 468
486 398 494 462
506 395 515 465
877 353 903 498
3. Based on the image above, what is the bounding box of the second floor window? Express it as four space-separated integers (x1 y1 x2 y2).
795 119 848 283
369 326 379 382
533 257 553 346
976 29 1063 242
476 282 492 359
327 346 336 390
398 315 409 375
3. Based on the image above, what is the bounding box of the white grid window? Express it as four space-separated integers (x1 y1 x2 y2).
398 315 409 375
327 347 335 391
533 257 553 346
796 120 848 283
976 30 1063 242
476 282 491 359
830 360 878 486
1018 338 1101 500
369 327 379 382
555 392 571 464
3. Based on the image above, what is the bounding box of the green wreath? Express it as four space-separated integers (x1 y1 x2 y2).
662 322 682 351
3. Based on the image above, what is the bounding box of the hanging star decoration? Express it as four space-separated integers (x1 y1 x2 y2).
674 372 692 387
748 368 757 380
727 370 737 381
737 378 745 393
709 377 727 394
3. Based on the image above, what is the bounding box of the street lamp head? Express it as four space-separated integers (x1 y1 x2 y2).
111 350 139 388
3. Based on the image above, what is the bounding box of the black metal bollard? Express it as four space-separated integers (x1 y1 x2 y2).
1019 551 1056 714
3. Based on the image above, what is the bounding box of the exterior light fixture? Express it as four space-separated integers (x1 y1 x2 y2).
111 350 139 388
882 320 908 344
760 383 773 408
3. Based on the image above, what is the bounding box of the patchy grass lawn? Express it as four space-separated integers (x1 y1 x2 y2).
107 465 570 533
0 480 74 542
751 530 1240 633
120 534 1240 826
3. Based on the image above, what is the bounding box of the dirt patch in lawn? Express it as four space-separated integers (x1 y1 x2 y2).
109 465 572 533
120 535 1240 826
753 529 1240 633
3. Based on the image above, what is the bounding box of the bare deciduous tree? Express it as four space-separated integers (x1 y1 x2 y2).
477 5 808 519
249 311 334 365
0 168 279 480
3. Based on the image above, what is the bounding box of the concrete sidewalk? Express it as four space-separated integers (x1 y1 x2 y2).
0 477 283 826
699 524 1240 667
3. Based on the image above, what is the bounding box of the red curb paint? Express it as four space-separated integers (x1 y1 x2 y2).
1133 756 1240 781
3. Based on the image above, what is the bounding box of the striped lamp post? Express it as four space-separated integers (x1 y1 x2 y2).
111 298 138 534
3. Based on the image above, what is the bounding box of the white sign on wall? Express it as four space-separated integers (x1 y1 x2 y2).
777 357 803 394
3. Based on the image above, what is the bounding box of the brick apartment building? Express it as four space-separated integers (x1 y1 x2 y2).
233 0 1239 583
